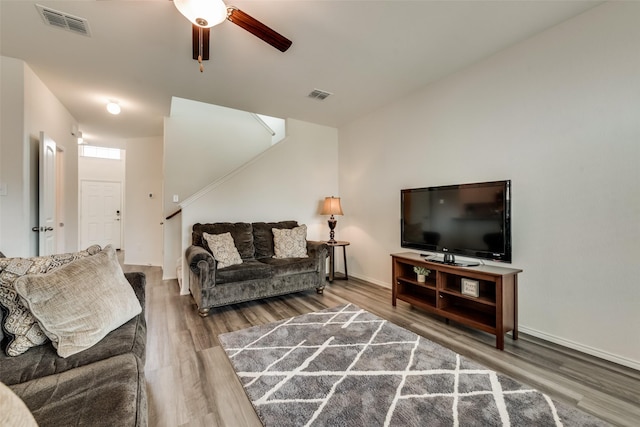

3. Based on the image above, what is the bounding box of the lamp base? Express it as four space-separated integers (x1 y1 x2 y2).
327 216 337 243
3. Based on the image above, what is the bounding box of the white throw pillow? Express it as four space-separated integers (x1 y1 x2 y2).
13 245 142 358
202 232 243 268
0 381 37 427
272 225 309 258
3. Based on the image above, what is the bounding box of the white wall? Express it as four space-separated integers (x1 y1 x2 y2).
124 137 163 266
0 57 26 255
176 118 339 293
338 2 640 369
0 57 79 256
163 98 274 214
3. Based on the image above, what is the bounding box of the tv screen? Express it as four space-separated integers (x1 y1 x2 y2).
401 180 511 264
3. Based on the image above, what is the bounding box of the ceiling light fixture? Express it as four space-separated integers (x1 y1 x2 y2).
106 101 121 115
173 0 228 28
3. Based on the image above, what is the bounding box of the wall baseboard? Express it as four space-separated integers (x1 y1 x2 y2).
518 326 640 371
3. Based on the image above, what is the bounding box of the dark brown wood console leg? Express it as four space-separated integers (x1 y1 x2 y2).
513 276 519 340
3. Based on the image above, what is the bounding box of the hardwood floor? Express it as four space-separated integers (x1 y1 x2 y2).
127 264 640 426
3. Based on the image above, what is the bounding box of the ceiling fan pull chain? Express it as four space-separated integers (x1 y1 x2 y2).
198 27 204 73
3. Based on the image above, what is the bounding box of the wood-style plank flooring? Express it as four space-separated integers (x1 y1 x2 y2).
125 264 640 426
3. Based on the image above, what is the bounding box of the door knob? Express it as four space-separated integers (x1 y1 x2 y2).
44 227 54 231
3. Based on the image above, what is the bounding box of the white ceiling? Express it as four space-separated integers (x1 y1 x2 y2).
0 0 602 146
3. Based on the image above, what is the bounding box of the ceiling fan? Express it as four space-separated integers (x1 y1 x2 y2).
174 0 292 72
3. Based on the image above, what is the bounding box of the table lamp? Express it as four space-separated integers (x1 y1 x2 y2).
320 196 343 243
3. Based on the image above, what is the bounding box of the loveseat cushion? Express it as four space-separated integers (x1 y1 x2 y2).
0 272 146 386
10 352 147 427
252 221 298 259
193 222 255 260
214 260 273 285
258 256 318 276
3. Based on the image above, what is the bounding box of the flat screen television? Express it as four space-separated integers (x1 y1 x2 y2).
401 180 511 265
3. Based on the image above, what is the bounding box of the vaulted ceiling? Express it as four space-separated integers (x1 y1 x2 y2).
0 1 602 145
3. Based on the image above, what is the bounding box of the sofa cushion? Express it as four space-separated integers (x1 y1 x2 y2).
0 272 146 386
202 232 243 268
14 246 142 358
0 381 38 426
252 221 299 259
193 222 255 260
214 260 273 285
0 245 102 357
273 225 309 258
10 352 147 427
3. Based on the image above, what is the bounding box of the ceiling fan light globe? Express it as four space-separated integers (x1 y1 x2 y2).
174 0 227 28
106 102 121 115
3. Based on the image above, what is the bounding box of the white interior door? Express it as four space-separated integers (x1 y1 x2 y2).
55 147 66 253
38 132 56 256
81 180 122 249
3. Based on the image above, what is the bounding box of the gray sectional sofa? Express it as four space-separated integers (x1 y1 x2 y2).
186 221 328 316
0 272 147 426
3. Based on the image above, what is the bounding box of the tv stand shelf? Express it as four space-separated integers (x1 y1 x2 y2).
391 252 522 350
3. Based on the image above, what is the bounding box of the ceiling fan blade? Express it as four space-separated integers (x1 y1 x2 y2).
192 24 210 60
226 7 292 52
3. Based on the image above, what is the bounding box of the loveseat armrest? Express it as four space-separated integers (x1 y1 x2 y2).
307 240 329 280
124 272 146 308
186 245 217 286
307 240 329 258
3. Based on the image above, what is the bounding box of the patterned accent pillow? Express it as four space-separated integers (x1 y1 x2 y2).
272 225 309 258
0 245 102 356
202 232 243 268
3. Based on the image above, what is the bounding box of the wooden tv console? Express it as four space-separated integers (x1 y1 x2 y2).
391 252 522 350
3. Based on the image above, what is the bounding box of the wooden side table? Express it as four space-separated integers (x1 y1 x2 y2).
327 241 350 282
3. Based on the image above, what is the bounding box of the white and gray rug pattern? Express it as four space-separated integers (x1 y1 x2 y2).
219 304 608 427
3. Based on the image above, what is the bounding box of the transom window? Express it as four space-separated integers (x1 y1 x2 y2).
79 145 121 160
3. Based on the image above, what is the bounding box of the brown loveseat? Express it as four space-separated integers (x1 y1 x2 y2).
185 221 328 316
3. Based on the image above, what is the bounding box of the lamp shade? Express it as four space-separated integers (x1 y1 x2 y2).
320 197 344 216
174 0 227 28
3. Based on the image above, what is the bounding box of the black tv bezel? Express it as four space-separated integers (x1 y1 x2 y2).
400 180 512 263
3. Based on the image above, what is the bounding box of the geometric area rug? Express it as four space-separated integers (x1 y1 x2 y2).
219 304 609 427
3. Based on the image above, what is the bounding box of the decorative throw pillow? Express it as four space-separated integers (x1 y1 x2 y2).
202 232 243 268
14 245 141 358
0 381 38 427
0 245 102 356
272 225 309 258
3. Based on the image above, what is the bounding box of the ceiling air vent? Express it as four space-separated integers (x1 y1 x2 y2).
308 89 332 101
36 4 91 37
